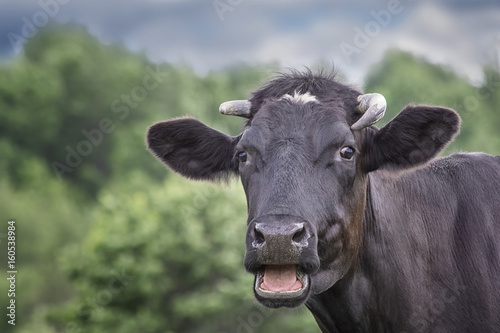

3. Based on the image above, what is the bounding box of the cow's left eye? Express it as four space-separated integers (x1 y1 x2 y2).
237 151 248 163
340 147 355 160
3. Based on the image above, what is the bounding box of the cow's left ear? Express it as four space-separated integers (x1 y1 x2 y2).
362 105 461 172
147 117 240 181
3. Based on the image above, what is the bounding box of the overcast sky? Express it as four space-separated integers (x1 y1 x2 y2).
0 0 499 84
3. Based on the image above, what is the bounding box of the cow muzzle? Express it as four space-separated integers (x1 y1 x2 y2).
244 216 319 307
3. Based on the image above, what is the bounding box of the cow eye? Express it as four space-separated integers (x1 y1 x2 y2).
340 147 355 160
237 151 248 163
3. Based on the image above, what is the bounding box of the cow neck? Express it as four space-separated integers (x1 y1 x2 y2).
305 174 402 333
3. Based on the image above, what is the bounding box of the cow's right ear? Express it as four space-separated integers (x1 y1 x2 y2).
146 117 240 181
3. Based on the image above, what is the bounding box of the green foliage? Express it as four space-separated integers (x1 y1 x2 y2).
0 26 273 198
0 166 88 333
48 174 318 332
1 26 498 333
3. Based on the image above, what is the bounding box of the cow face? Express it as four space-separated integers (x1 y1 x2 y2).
147 72 460 308
235 94 367 308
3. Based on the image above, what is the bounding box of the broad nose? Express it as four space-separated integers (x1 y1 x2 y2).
251 221 310 265
253 222 308 247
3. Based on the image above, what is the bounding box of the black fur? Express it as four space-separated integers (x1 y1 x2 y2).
146 70 500 332
248 69 362 127
362 104 461 171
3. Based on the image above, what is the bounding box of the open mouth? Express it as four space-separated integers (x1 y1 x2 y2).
255 265 309 301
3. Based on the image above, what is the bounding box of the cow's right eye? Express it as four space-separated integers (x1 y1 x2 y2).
340 147 355 160
237 151 248 163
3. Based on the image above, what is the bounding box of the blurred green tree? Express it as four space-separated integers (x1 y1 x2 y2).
47 173 318 333
0 164 89 333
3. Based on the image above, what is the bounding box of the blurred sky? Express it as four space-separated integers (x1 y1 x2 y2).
0 0 499 84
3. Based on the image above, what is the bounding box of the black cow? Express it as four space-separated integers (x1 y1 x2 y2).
146 70 500 332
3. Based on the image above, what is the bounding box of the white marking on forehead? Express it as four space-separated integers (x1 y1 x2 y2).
280 91 319 104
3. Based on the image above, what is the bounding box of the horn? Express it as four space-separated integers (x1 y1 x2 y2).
351 93 386 130
219 100 252 118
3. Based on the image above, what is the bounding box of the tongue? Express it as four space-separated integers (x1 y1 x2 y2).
261 265 303 292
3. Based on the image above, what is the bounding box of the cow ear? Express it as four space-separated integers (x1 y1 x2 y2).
362 105 461 172
146 117 240 181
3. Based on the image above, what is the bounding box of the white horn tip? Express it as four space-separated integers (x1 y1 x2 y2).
357 93 386 113
352 93 387 130
219 100 251 116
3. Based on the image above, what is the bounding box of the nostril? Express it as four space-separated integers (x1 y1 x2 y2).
254 228 265 245
292 225 306 243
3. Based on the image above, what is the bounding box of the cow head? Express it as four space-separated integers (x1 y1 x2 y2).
146 71 460 308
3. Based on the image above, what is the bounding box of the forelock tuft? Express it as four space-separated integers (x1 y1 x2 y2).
280 91 319 104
